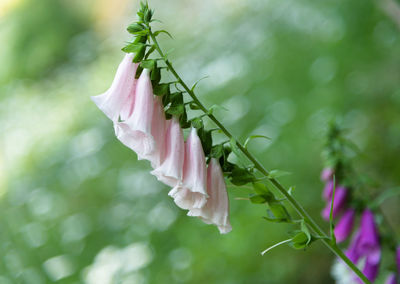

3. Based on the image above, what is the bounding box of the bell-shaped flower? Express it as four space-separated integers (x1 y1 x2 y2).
188 158 232 234
322 180 334 201
169 128 208 210
346 209 381 283
322 186 347 220
397 246 400 272
114 69 155 157
91 53 137 122
139 96 167 168
385 273 397 284
321 168 334 182
151 116 184 186
334 208 355 243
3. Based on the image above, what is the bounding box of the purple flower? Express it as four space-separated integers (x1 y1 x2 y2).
322 180 334 201
334 208 355 243
322 186 347 220
345 209 381 283
321 168 334 182
385 273 397 284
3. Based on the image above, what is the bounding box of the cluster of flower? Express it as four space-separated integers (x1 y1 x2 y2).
321 168 399 283
91 53 231 234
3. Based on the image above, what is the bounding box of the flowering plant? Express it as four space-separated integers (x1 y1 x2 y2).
92 3 399 283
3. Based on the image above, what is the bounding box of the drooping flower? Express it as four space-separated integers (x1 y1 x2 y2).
385 273 397 284
188 158 232 234
397 246 400 272
114 69 155 157
151 116 184 186
91 53 137 122
322 180 334 201
334 208 355 243
345 209 381 283
321 168 334 182
322 186 347 220
139 96 167 168
168 128 208 210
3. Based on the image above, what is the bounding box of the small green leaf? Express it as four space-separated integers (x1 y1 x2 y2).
210 144 224 159
153 83 169 96
134 35 148 44
191 76 209 92
300 220 312 245
244 135 271 149
290 232 310 249
250 195 268 204
198 128 213 156
122 42 145 53
230 167 255 186
229 138 249 167
127 23 145 34
166 105 184 116
140 59 156 70
144 45 156 60
268 170 291 179
268 201 291 222
191 117 204 129
132 45 146 63
153 30 173 39
179 110 191 129
151 66 161 83
189 102 201 110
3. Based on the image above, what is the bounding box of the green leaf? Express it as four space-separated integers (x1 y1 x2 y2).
268 170 291 179
244 135 271 149
191 76 209 92
268 201 291 222
229 138 249 167
153 83 169 96
189 102 201 110
132 45 146 63
144 45 156 60
140 59 156 70
133 35 148 44
300 220 312 245
151 66 161 83
191 117 204 129
179 110 191 129
250 194 268 204
252 183 275 202
169 92 184 105
208 104 228 115
198 128 213 156
127 23 145 34
166 105 184 115
210 144 224 159
153 30 173 39
230 167 255 186
121 42 145 53
289 232 310 249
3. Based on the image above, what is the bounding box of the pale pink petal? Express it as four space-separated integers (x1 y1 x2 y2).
151 117 184 186
169 128 208 209
188 158 232 234
91 53 137 122
114 69 155 156
139 96 167 168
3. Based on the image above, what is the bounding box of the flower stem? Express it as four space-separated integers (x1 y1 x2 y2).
147 27 371 284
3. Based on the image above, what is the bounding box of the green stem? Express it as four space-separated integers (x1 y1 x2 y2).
147 27 371 284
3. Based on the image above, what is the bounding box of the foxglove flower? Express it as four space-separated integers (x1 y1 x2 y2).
397 246 400 271
385 274 397 284
151 116 184 186
334 208 355 243
114 69 155 156
188 158 232 234
139 96 167 167
346 209 381 283
321 168 334 182
91 53 137 121
322 180 334 201
169 128 208 210
322 186 347 220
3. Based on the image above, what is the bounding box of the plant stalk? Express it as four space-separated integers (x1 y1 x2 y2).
147 27 371 284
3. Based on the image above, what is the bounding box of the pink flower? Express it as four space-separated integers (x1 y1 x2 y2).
114 69 155 156
322 186 347 220
322 180 334 201
139 96 167 168
188 158 232 234
151 116 184 186
334 208 355 243
169 128 208 210
91 53 137 122
321 168 334 182
385 273 397 284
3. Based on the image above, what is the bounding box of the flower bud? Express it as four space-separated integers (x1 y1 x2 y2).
321 168 334 182
188 158 232 234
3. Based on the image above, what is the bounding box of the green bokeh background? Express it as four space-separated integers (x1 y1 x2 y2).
0 0 399 283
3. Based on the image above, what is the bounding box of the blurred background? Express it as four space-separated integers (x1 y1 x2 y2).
0 0 399 283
